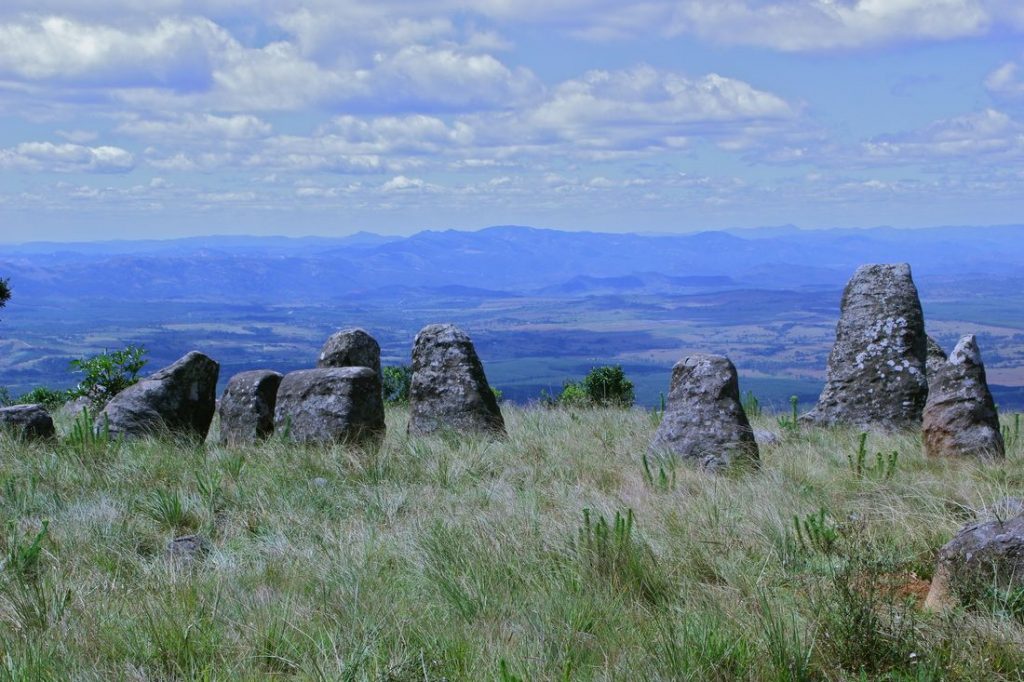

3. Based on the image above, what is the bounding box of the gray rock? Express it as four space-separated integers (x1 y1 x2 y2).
0 404 55 441
923 334 1004 459
925 512 1024 610
925 335 948 379
649 354 759 470
96 351 219 441
754 429 782 446
311 477 328 488
274 367 385 445
167 534 209 561
217 370 283 446
317 328 381 377
408 324 505 437
803 263 928 430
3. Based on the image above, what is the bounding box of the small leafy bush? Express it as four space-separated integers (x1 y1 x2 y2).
16 387 71 411
70 345 147 406
382 365 412 404
557 365 635 408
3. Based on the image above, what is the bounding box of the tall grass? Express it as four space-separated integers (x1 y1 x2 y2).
0 408 1022 678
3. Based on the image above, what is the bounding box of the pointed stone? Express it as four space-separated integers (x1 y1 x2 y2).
274 367 384 445
97 351 219 440
925 335 948 379
649 354 758 470
317 328 381 377
803 263 928 430
923 334 1004 459
217 370 283 446
408 324 505 437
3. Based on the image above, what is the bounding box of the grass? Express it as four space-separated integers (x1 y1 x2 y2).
0 407 1023 679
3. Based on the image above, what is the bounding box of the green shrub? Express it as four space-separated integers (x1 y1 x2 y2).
382 365 412 404
16 387 71 411
69 345 147 406
557 365 635 408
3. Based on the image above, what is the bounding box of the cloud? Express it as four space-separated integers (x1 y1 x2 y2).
118 113 272 140
0 141 135 172
862 108 1024 162
985 61 1024 98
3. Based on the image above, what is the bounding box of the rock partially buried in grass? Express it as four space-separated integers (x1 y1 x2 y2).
96 351 219 441
803 263 928 430
217 370 283 446
649 354 758 470
274 367 384 445
0 404 55 441
923 334 1004 459
925 512 1024 611
408 323 505 437
317 327 381 377
167 534 209 561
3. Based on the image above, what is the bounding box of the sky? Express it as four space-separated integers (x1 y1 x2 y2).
1 0 1023 241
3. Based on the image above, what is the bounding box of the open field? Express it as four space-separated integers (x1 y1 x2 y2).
2 406 1024 679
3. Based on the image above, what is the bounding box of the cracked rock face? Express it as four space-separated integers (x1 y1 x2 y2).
803 263 928 430
317 328 381 377
649 353 759 470
97 351 219 441
217 370 283 446
408 324 505 437
923 334 1004 459
274 367 385 445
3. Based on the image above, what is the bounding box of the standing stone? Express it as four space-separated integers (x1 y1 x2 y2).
925 512 1024 611
217 370 283 446
649 354 759 470
925 335 948 379
803 263 928 430
317 328 381 377
0 404 56 441
274 367 384 445
408 324 505 437
923 334 1004 459
97 351 219 440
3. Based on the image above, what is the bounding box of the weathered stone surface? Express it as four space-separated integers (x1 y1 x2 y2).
754 429 782 447
317 328 381 376
925 335 948 379
925 512 1024 610
649 354 759 470
0 404 55 441
803 263 928 430
923 334 1004 459
167 534 209 561
97 351 219 440
217 370 283 446
274 367 384 444
408 324 505 437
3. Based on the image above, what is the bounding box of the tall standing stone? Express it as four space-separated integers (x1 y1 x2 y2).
274 367 384 445
923 334 1004 459
97 351 219 440
803 263 928 430
317 328 381 377
649 354 759 470
408 324 505 437
217 370 283 446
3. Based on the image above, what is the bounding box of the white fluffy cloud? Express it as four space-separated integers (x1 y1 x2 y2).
0 141 135 172
863 109 1024 162
985 61 1024 98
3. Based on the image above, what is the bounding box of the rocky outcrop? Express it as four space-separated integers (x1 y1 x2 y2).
923 334 1004 459
649 354 759 470
217 370 283 446
925 512 1024 610
0 404 55 441
96 351 219 440
925 336 948 379
274 367 384 445
803 263 928 430
317 328 381 377
408 324 505 437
